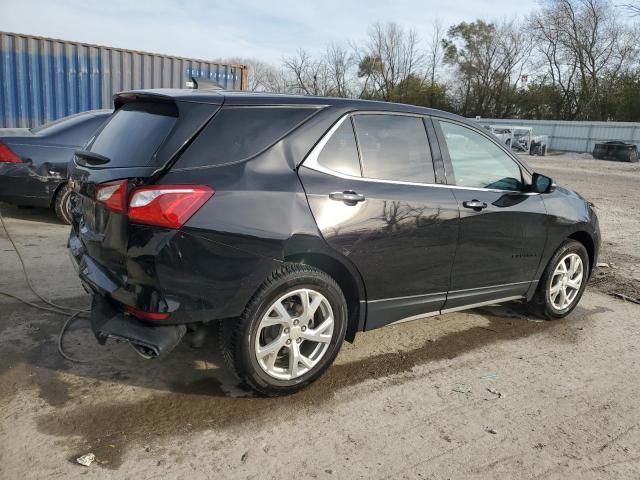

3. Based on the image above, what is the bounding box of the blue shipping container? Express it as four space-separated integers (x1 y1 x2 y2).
0 31 248 128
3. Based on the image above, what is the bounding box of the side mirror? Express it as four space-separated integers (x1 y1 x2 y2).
531 173 556 193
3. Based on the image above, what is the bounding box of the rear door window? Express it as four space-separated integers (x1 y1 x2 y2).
85 102 178 168
352 114 435 184
316 119 361 177
178 106 319 168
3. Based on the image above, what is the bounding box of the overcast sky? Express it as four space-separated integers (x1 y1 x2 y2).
0 0 538 63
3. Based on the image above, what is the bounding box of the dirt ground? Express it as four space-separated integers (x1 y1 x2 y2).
0 153 639 479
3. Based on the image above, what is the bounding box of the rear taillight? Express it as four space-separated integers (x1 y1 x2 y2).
128 185 214 229
0 142 22 163
96 179 128 212
94 181 213 228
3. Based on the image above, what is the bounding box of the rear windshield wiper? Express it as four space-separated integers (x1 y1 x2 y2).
75 150 111 166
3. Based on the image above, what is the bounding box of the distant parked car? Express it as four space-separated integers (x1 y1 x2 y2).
592 141 639 163
0 110 111 223
483 125 547 155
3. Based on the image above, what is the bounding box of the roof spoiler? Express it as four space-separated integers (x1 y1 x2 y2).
113 92 178 109
186 76 224 90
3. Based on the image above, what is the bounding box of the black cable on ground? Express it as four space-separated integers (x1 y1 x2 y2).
57 312 94 363
0 207 98 363
0 208 89 315
0 290 80 315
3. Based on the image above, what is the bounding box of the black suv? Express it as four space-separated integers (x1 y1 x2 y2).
68 90 600 395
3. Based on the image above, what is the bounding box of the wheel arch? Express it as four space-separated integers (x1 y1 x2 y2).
568 230 595 277
527 228 597 302
284 251 366 343
49 179 69 208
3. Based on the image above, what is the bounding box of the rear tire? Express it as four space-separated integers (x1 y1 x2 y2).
53 183 73 225
219 264 347 396
528 240 589 319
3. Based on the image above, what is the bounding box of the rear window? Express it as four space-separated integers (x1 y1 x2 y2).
177 106 318 168
317 119 362 177
353 114 435 184
85 102 177 168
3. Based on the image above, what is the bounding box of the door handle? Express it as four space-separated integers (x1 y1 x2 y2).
329 191 366 206
462 200 488 211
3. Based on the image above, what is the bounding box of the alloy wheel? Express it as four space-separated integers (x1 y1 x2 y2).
254 288 334 380
548 253 584 310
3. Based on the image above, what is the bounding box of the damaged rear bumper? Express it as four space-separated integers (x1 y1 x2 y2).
90 294 186 357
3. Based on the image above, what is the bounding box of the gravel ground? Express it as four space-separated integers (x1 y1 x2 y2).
1 153 639 479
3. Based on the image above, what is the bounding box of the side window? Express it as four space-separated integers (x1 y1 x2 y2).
317 119 361 177
179 106 318 168
438 121 523 191
353 114 435 184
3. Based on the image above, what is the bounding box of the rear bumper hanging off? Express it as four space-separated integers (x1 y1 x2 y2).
89 295 186 357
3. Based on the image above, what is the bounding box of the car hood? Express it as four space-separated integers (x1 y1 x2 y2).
556 185 588 203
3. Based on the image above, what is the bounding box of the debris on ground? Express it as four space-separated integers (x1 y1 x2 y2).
76 453 95 467
480 373 497 380
596 262 610 268
452 384 471 394
241 452 249 463
487 388 504 398
612 293 640 305
486 428 498 435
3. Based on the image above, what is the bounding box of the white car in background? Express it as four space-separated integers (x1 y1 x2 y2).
483 125 548 156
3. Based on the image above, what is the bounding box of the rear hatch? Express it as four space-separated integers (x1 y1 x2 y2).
69 92 221 281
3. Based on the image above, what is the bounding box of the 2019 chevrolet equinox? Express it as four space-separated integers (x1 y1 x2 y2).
68 89 600 395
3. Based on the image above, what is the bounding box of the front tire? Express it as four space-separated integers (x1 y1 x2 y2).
528 240 589 319
220 264 347 396
53 183 73 225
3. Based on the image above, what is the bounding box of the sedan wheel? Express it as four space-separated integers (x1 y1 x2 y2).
220 264 347 396
548 253 583 310
255 288 334 381
528 239 590 319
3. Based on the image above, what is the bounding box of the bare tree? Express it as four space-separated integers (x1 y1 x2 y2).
355 22 425 101
529 0 636 119
443 20 531 117
620 2 640 16
426 19 445 88
282 49 335 96
215 57 295 93
324 43 354 97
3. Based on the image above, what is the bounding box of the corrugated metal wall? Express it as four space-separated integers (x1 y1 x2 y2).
0 31 248 128
475 118 640 153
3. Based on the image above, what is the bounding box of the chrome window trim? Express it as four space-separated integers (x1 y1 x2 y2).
301 112 537 195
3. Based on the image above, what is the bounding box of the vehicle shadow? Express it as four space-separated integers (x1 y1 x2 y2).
0 299 603 468
0 202 65 226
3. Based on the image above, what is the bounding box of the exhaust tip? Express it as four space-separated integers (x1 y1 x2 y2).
130 342 159 359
